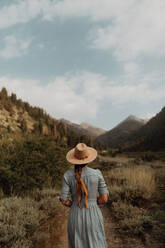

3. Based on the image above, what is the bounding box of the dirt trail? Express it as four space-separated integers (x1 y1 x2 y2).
101 205 124 248
36 202 146 248
35 205 69 248
54 207 69 248
52 204 124 248
53 204 146 248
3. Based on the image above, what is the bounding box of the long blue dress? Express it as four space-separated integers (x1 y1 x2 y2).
59 166 109 248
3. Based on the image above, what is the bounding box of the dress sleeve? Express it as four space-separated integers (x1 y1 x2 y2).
59 173 71 201
97 169 109 196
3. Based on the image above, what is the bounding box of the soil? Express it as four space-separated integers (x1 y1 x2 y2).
36 203 147 248
35 205 69 248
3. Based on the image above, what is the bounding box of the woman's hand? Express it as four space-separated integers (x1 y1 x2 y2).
59 198 73 207
97 193 108 205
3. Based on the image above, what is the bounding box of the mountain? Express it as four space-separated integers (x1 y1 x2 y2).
0 87 101 148
60 119 105 138
80 122 105 137
96 115 148 148
123 108 165 151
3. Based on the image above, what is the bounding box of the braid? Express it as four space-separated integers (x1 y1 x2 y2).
75 164 89 209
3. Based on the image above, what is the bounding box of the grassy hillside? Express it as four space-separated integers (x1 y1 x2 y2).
0 87 102 149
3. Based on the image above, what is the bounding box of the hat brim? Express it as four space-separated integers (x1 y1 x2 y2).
66 147 97 164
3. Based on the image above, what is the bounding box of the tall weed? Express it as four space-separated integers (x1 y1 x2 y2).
107 165 155 205
104 164 157 243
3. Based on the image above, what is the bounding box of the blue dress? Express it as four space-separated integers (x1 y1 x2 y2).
59 166 109 248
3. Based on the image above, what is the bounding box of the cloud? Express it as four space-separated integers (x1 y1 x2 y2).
37 43 44 50
0 35 31 59
0 73 101 123
90 0 165 60
0 0 133 28
0 70 165 123
0 0 46 29
1 0 164 62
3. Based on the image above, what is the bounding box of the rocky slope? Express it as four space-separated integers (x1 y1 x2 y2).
0 87 99 148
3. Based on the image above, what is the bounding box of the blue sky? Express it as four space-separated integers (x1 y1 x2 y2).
0 0 165 130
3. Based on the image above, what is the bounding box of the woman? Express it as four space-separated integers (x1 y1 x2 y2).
59 143 109 248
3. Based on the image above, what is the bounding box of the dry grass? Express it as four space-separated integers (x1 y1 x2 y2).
0 188 61 248
103 160 165 247
0 196 44 248
104 164 155 242
106 165 155 205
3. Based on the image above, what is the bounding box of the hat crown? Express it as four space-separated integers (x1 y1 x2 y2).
74 143 89 160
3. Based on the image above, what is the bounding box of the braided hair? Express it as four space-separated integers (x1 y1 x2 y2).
75 164 89 209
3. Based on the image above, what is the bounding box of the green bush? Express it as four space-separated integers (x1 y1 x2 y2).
110 201 153 236
111 201 142 220
139 152 158 162
153 210 165 224
120 215 153 236
0 135 69 196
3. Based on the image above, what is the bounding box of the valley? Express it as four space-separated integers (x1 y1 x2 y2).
0 87 165 248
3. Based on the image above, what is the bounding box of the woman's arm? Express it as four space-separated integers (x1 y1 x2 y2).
97 193 108 205
59 198 73 207
59 172 72 207
97 169 109 205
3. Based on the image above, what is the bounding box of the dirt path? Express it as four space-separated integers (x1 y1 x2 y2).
35 204 69 248
52 204 124 248
53 204 124 248
53 204 146 248
101 205 124 248
36 202 146 248
54 206 69 248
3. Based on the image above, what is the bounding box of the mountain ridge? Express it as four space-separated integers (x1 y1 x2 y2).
60 118 105 138
96 115 148 148
123 107 165 151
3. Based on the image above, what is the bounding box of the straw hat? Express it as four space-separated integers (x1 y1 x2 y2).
66 143 97 164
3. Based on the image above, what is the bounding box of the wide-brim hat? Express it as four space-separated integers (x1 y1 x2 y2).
66 143 97 165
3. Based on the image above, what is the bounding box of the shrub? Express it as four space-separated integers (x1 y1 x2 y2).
33 188 61 218
119 215 153 236
110 201 153 237
32 188 59 202
105 164 157 242
0 196 44 248
107 165 155 206
0 135 69 196
139 152 158 162
111 201 142 220
0 188 62 248
38 196 60 218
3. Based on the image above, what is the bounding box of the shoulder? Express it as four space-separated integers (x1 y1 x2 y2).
95 168 104 178
87 167 100 177
64 169 74 178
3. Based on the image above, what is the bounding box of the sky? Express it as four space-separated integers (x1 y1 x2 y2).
0 0 165 130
